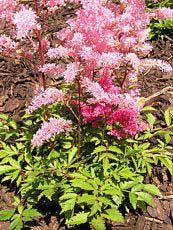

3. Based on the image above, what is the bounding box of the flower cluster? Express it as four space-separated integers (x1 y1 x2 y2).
27 87 65 113
1 0 173 145
13 7 38 39
31 117 71 146
0 0 16 20
0 35 18 53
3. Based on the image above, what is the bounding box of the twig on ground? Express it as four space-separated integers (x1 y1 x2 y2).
159 195 173 200
145 217 163 224
144 86 173 104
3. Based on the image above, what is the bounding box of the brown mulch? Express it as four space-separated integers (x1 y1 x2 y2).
0 20 173 230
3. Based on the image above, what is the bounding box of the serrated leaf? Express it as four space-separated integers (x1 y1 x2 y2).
90 203 101 216
61 199 76 212
72 179 94 191
98 197 114 207
60 193 77 201
10 215 22 230
91 216 106 230
22 209 40 221
165 134 171 144
120 181 138 190
119 168 135 179
103 157 109 176
164 108 172 126
93 146 106 154
0 210 15 221
0 165 14 175
68 147 77 164
137 192 155 207
131 184 144 192
159 157 173 175
66 212 89 225
78 194 95 205
109 146 123 154
129 193 137 209
104 208 124 223
48 149 59 160
143 184 162 197
146 113 156 127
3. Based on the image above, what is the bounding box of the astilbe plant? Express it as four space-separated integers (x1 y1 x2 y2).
0 0 173 229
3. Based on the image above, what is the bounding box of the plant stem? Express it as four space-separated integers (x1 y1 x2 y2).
34 0 47 90
77 76 81 156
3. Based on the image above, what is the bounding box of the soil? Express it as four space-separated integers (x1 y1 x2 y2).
0 6 173 230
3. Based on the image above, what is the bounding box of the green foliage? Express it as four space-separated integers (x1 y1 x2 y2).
147 0 173 40
0 107 172 229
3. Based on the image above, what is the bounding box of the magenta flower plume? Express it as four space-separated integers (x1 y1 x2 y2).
27 87 65 113
108 108 145 139
31 117 71 146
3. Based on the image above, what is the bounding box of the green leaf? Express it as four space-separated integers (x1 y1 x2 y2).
143 184 162 197
60 193 77 201
0 210 15 221
66 212 89 225
146 113 156 127
120 181 138 190
48 149 59 160
72 179 94 191
165 134 171 144
131 184 144 192
103 157 109 176
164 108 172 126
104 208 124 223
90 203 101 216
109 146 123 154
60 198 76 212
129 193 137 209
98 197 114 207
22 209 41 221
93 146 106 154
137 192 155 207
78 194 95 205
10 215 23 230
159 157 173 175
118 168 135 179
0 165 14 175
142 106 156 112
91 216 106 230
68 147 77 164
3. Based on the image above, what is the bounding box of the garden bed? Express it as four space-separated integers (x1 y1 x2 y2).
0 37 173 230
0 1 173 229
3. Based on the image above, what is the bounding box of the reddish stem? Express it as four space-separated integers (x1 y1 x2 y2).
120 64 129 90
34 0 47 90
33 0 48 121
77 76 81 156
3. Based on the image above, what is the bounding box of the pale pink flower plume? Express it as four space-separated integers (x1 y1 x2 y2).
31 117 71 146
39 63 64 76
140 59 173 72
0 35 18 52
13 7 38 38
47 46 71 58
27 87 65 113
0 0 16 20
63 62 79 82
154 7 173 20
